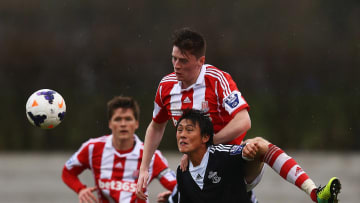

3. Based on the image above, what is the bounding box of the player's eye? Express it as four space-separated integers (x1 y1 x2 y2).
180 59 188 64
185 127 194 131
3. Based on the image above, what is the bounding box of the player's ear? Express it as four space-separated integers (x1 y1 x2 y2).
108 120 112 130
202 134 210 144
198 56 205 65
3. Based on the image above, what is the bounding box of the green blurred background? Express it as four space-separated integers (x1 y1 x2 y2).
1 0 359 151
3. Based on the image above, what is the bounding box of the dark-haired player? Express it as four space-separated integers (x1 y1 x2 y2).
62 96 176 203
136 28 340 203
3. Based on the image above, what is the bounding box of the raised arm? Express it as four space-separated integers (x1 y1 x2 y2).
136 120 167 200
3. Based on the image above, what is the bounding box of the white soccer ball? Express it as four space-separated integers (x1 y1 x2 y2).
25 89 66 129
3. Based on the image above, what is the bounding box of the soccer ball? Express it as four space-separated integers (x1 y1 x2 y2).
26 89 66 129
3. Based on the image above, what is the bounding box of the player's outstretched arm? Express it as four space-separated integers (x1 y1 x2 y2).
78 187 97 203
213 109 251 144
136 120 167 200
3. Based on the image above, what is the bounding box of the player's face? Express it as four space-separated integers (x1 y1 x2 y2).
176 119 209 154
172 46 205 88
108 108 139 141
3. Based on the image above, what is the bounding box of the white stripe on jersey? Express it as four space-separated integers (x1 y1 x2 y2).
161 74 177 83
170 84 182 116
214 81 222 117
159 85 163 105
119 192 132 203
88 144 94 169
207 68 231 96
153 101 162 118
192 83 206 111
122 150 139 182
207 68 231 94
65 137 106 170
100 139 115 179
205 72 228 97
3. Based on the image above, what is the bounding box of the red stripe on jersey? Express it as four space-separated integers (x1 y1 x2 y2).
151 153 168 180
279 159 297 179
130 149 144 203
111 156 126 201
153 65 249 144
111 156 126 179
295 173 310 188
181 89 193 110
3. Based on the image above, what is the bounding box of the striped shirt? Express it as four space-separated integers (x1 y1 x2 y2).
153 64 249 144
62 134 176 203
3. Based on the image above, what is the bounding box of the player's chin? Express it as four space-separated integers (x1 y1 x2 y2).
177 146 187 153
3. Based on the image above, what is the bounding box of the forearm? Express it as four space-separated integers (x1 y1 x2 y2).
213 109 251 144
62 166 86 193
140 120 166 171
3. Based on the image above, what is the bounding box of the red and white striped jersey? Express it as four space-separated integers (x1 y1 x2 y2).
62 134 176 203
152 64 249 144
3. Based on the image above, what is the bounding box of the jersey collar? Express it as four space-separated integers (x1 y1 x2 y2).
174 64 208 93
106 134 142 157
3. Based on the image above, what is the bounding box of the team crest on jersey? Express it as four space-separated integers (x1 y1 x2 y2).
224 92 240 109
201 101 209 113
230 145 244 155
208 171 221 184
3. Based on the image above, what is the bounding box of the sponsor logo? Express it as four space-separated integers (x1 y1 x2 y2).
196 174 203 180
183 97 191 103
224 92 240 109
208 171 221 184
114 162 123 169
230 145 244 155
98 179 137 193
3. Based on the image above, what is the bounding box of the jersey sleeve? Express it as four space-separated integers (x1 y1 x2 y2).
151 150 177 191
152 83 170 123
228 144 247 164
62 141 91 193
217 71 249 117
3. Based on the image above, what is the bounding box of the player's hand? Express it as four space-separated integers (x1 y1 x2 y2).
78 187 98 203
242 142 259 160
136 169 149 200
180 154 189 172
157 190 172 202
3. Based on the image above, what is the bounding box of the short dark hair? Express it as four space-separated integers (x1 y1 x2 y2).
172 27 206 58
176 109 214 146
107 96 140 121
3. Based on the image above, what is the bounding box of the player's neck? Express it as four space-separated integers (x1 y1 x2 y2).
189 146 208 167
181 79 196 89
181 69 201 89
112 136 135 151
